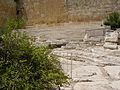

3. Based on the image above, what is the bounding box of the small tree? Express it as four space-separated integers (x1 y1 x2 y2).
104 11 120 30
0 31 68 90
6 18 25 32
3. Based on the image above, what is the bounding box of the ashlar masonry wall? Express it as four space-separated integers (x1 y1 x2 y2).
1 0 120 26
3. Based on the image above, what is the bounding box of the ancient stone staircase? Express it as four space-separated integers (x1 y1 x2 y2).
53 42 120 90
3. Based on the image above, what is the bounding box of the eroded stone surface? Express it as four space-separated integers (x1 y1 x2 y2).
110 81 120 90
53 43 120 90
104 66 120 80
104 42 118 50
105 31 118 43
23 24 120 90
104 31 119 50
73 82 113 90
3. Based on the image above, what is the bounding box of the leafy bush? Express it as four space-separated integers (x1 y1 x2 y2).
6 18 25 32
104 11 120 30
0 31 68 90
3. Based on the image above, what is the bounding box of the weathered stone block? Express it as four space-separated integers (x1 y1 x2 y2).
46 39 68 48
21 0 66 25
83 34 88 42
105 31 118 43
103 42 118 50
17 0 120 26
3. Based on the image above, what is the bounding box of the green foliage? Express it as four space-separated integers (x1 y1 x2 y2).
6 18 25 32
0 28 5 36
104 11 120 30
0 31 68 90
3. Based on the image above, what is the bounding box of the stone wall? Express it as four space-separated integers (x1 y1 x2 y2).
67 0 120 22
20 0 66 26
0 0 120 26
0 0 16 27
20 0 120 25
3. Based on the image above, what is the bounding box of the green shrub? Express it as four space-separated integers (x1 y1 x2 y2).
6 18 25 32
104 11 120 30
0 31 68 90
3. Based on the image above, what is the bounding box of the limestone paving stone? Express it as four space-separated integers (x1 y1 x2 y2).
105 31 118 43
104 31 119 50
104 42 118 50
104 66 120 80
53 43 120 90
73 82 113 90
70 66 107 82
22 23 120 90
110 81 120 90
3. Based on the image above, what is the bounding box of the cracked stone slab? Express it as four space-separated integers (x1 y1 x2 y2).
73 82 112 90
105 31 118 43
110 81 120 90
104 66 120 80
21 24 120 90
61 65 108 82
54 48 120 66
104 42 118 50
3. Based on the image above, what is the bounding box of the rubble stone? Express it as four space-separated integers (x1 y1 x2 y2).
103 42 118 50
104 31 119 50
46 39 68 48
105 31 118 43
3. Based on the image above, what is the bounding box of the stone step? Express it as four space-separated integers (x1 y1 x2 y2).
54 48 120 66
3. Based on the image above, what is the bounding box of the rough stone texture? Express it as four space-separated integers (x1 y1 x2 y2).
105 31 118 43
15 0 120 25
104 31 119 49
103 42 118 50
117 29 120 45
73 82 112 90
0 0 16 27
83 28 105 43
1 0 120 26
104 66 120 80
110 81 120 90
23 23 120 90
20 0 66 25
54 45 120 90
67 0 120 22
46 39 68 48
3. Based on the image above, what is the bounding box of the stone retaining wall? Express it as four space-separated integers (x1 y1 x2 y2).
21 0 66 26
1 0 120 26
67 0 120 22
